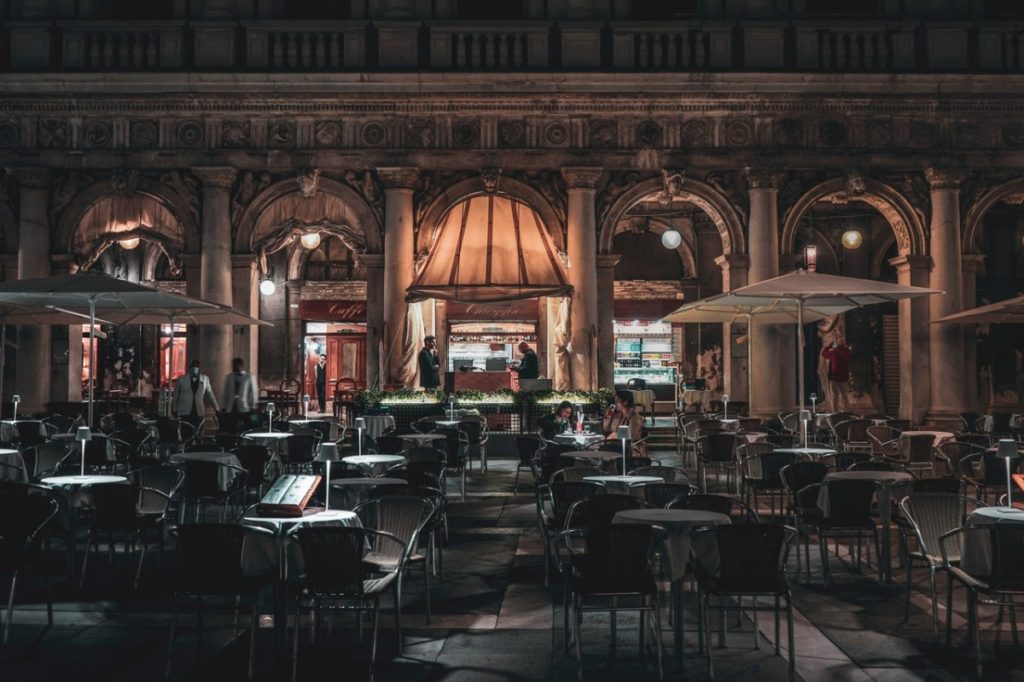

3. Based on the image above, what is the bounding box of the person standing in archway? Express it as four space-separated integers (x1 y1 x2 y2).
314 354 328 412
821 341 852 412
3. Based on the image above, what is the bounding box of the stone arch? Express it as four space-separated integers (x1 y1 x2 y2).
611 215 698 278
962 177 1024 254
54 176 199 256
870 231 898 279
234 176 382 255
781 177 927 257
285 234 364 281
598 176 747 256
417 176 565 253
0 196 17 253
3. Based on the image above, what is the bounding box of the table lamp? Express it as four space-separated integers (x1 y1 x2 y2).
354 416 365 457
448 396 455 421
76 426 92 477
809 393 818 416
266 402 275 432
11 394 20 421
617 424 631 475
996 438 1020 510
575 403 583 433
303 394 310 418
799 409 811 448
721 394 729 420
317 441 339 510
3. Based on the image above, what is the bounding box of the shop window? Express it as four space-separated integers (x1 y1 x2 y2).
630 0 698 20
803 0 878 16
304 238 363 281
457 0 524 20
284 0 352 20
612 231 686 280
159 323 187 387
107 0 175 19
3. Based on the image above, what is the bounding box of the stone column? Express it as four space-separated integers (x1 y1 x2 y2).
745 169 790 415
378 167 419 387
285 280 303 380
715 254 750 402
360 253 385 390
231 255 259 379
10 168 52 412
961 254 984 411
596 253 621 389
890 255 932 423
194 167 236 388
926 168 967 422
562 167 602 391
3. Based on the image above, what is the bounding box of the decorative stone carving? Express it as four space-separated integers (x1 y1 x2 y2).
221 120 251 148
38 119 69 148
866 118 892 147
588 120 617 148
953 120 980 148
743 168 781 190
375 167 419 191
497 120 525 148
129 120 158 149
705 170 749 221
176 121 204 147
1001 121 1024 149
635 120 662 148
0 121 19 149
269 120 296 148
231 171 272 225
480 168 501 193
314 120 342 147
296 168 321 197
83 120 112 149
110 168 141 194
343 169 385 225
819 119 847 147
405 119 434 148
192 166 237 190
360 121 388 147
452 120 480 148
680 119 710 147
561 167 603 190
543 121 570 147
725 119 754 147
256 218 367 274
925 167 968 191
909 120 939 148
773 119 803 147
596 170 642 231
655 168 686 202
160 170 201 225
49 170 94 224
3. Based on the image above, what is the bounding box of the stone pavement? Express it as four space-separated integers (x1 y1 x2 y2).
1 449 1023 681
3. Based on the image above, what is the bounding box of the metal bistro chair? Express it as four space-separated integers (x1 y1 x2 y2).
459 415 489 472
0 487 58 644
564 493 652 529
833 419 873 453
885 433 938 477
536 481 601 588
741 450 802 520
667 493 761 524
556 523 665 681
550 466 604 484
630 465 689 484
780 461 829 578
643 482 699 508
290 526 405 682
181 459 248 522
697 432 739 493
804 479 881 585
514 435 542 495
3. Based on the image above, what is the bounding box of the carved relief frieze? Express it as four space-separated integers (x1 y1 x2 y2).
37 119 69 149
129 120 159 149
231 171 273 226
221 119 251 148
314 120 343 147
268 119 296 148
596 170 644 233
588 120 617 149
83 120 113 149
497 119 526 148
342 170 384 226
359 121 389 148
404 118 435 149
679 119 710 148
49 170 94 225
175 121 204 148
159 170 201 226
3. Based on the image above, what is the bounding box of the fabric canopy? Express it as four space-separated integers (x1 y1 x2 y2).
932 295 1024 325
96 302 270 327
664 298 834 324
407 193 572 303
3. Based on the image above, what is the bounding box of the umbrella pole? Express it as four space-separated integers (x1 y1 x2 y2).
745 314 753 415
0 322 5 418
88 299 96 429
797 298 806 446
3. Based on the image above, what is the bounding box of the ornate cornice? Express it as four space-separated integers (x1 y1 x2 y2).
888 254 932 272
596 253 622 269
192 166 237 189
925 167 968 191
376 167 420 190
561 167 603 190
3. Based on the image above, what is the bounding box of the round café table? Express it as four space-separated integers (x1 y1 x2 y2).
0 447 27 482
900 430 955 444
329 477 408 510
584 474 663 495
818 470 913 582
434 420 461 429
169 451 244 491
612 507 731 664
343 454 406 477
553 432 606 449
398 433 447 449
961 506 1024 575
245 431 293 457
773 447 838 460
42 474 130 580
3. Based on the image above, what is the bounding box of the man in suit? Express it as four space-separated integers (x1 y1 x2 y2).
419 336 440 389
512 341 539 380
315 354 328 411
221 357 258 432
173 360 219 433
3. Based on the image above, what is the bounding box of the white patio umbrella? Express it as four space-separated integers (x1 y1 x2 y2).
663 299 831 410
709 270 941 430
0 305 112 417
932 294 1024 325
0 272 223 426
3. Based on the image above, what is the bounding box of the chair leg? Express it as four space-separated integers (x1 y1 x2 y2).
774 595 781 655
393 576 403 654
904 553 913 622
786 596 796 682
79 528 95 590
819 534 830 586
945 572 955 648
653 599 665 681
424 562 432 626
134 532 147 592
929 567 939 642
4 572 18 645
165 594 179 680
248 598 258 681
971 589 983 680
291 597 302 682
753 596 760 649
370 600 381 682
196 595 204 658
704 593 715 679
574 596 584 682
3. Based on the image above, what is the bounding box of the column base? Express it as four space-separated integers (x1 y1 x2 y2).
923 407 966 429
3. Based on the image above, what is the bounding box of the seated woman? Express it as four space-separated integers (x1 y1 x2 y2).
602 389 647 458
537 400 574 440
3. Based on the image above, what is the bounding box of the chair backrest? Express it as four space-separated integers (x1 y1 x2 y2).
354 495 433 563
182 459 239 498
372 435 404 455
780 461 829 499
835 418 871 444
866 425 898 454
629 465 687 483
901 433 937 463
699 432 737 463
26 441 70 480
764 433 797 448
819 451 871 471
988 413 1014 434
565 493 650 528
694 524 792 594
826 412 857 431
11 420 46 447
575 523 656 594
612 456 658 475
292 525 390 596
404 446 447 464
535 455 577 483
459 418 485 444
735 441 775 461
849 460 899 472
822 479 876 526
89 482 143 529
743 451 801 487
551 466 602 483
669 493 760 523
285 433 320 464
980 449 1022 485
900 493 983 563
936 441 985 477
412 417 438 434
0 489 58 557
232 444 271 488
548 480 601 526
299 419 332 441
515 435 542 465
643 482 696 508
130 463 185 514
155 417 182 444
176 524 255 592
959 412 983 434
910 477 960 494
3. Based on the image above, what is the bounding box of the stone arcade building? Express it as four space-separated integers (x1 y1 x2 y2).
1 0 1023 424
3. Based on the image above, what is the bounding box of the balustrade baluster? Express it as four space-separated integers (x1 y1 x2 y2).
287 32 298 67
88 35 99 67
455 33 467 68
497 33 507 68
147 33 158 67
104 35 115 67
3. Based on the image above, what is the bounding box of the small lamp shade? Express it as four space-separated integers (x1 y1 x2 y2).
76 426 92 442
354 417 366 430
809 393 817 403
996 439 1019 460
12 394 19 403
616 425 631 440
303 394 310 403
317 442 339 461
721 394 729 403
799 410 811 422
267 402 275 412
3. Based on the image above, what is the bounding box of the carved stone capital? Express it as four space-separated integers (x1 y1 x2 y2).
561 167 603 190
6 166 52 190
376 167 420 190
744 168 781 191
961 254 986 273
888 254 932 273
596 253 622 270
714 254 751 272
925 167 968 191
192 166 237 190
357 253 385 269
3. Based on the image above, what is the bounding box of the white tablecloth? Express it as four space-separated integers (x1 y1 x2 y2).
399 433 447 449
329 477 408 510
961 506 1024 576
773 447 838 460
361 415 396 440
170 451 244 491
242 510 361 578
342 454 406 477
584 474 663 495
613 508 730 581
900 430 955 444
0 447 27 481
553 432 605 449
680 390 710 411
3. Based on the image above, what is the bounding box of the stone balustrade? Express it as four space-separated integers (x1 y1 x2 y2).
245 22 366 69
429 23 549 69
60 22 185 69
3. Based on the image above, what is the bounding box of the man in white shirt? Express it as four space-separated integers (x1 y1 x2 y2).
222 357 258 414
173 360 219 432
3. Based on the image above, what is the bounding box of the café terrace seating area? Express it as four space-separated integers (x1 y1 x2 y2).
1 399 1022 682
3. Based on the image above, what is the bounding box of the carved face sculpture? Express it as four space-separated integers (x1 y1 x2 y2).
297 169 320 198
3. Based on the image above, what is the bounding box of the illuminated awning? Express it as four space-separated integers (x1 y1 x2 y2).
407 193 572 303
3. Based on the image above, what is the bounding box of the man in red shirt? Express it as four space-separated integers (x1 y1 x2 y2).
821 341 852 411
